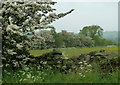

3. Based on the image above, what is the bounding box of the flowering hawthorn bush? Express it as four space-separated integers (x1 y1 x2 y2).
1 0 74 70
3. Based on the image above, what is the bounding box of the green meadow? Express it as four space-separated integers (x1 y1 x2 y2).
30 47 118 58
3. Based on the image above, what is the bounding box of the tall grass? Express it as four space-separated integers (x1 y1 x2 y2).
3 68 119 83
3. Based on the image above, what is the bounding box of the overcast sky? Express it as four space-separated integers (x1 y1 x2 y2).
52 1 118 33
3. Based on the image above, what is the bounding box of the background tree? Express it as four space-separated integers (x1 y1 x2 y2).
36 30 55 49
79 25 116 46
79 35 94 47
50 28 64 48
79 25 103 39
60 30 94 48
79 25 103 46
1 0 74 69
54 33 65 48
60 30 75 47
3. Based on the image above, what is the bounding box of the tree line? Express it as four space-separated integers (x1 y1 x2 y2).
32 25 116 50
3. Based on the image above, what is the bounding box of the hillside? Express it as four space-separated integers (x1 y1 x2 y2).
103 31 118 43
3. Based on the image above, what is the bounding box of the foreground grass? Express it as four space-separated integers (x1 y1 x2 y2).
30 47 118 58
3 68 119 83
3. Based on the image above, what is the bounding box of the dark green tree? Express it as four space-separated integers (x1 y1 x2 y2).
51 29 64 48
79 25 103 39
60 30 75 47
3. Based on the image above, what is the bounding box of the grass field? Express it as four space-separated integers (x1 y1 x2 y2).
30 47 118 58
